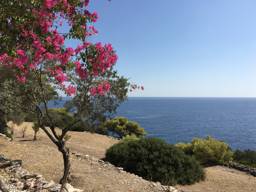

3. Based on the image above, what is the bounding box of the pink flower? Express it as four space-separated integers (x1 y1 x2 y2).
91 12 98 22
89 87 97 96
89 26 98 35
44 0 56 9
45 52 55 60
74 61 87 79
66 85 76 96
66 47 74 55
29 63 37 70
16 75 26 83
0 53 8 62
46 36 52 44
16 49 26 57
54 68 68 83
97 84 104 95
103 82 111 92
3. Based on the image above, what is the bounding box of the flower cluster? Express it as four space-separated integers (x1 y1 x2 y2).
87 43 118 76
90 82 111 96
0 0 118 96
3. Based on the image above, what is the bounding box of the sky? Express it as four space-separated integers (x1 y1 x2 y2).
73 0 256 97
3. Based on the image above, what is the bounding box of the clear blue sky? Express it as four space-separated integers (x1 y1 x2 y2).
75 0 256 97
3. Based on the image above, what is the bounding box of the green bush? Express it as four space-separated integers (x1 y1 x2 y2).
43 108 85 131
103 117 146 138
105 138 205 185
44 108 74 129
233 150 256 167
176 136 233 165
175 142 193 155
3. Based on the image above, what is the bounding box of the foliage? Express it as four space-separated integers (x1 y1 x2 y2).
65 72 130 132
105 138 205 185
233 150 256 168
121 134 141 142
176 136 233 165
44 108 74 129
102 117 146 138
175 142 193 155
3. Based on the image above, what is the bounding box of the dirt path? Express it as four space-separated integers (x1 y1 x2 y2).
1 122 256 192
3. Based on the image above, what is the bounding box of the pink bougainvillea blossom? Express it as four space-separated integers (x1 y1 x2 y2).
16 75 26 83
66 85 77 96
0 0 118 96
44 0 57 9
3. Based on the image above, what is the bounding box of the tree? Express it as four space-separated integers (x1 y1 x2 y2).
65 70 130 133
0 66 56 139
103 117 146 138
0 67 30 138
0 0 126 190
32 123 40 141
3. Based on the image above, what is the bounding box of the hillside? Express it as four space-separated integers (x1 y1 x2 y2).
0 122 256 192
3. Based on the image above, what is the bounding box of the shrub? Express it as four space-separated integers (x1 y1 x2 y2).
176 136 233 165
44 108 74 129
233 150 256 167
103 117 146 138
105 138 205 185
175 142 193 155
121 134 141 142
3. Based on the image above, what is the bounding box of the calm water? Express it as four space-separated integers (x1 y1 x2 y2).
117 97 256 150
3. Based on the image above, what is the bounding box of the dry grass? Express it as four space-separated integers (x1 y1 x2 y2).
1 122 256 192
177 166 256 192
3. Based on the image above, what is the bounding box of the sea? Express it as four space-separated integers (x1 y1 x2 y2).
50 97 256 150
116 97 256 150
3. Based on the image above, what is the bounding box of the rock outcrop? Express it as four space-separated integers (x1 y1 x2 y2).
0 155 82 192
226 161 256 177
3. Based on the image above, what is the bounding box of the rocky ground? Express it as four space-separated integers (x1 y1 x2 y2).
0 154 62 192
0 122 256 192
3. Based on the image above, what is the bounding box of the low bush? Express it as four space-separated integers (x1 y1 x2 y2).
176 136 233 165
175 142 193 155
105 138 205 185
43 108 86 131
233 149 256 167
103 117 146 138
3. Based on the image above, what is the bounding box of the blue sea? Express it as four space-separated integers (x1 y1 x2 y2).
116 97 256 150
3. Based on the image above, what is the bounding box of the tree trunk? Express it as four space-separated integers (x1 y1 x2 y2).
22 130 25 138
33 131 37 141
59 143 71 192
0 118 7 135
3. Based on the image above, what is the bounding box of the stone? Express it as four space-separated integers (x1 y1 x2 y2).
24 178 36 189
117 167 123 172
15 181 25 190
43 180 56 189
0 177 10 192
63 183 83 192
48 184 61 192
21 173 38 180
0 161 12 168
168 186 177 191
227 161 256 177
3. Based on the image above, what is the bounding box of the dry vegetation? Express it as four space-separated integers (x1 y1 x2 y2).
0 122 256 192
